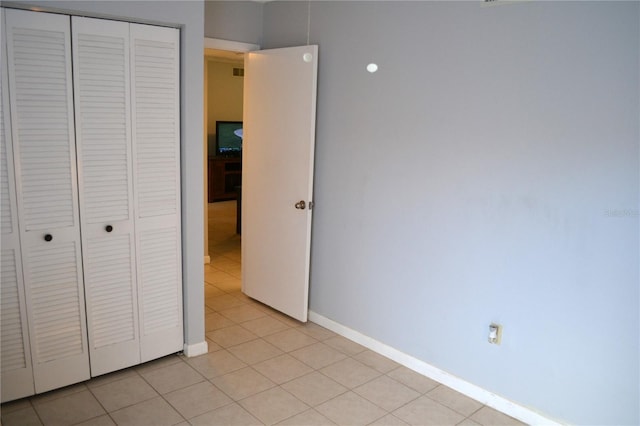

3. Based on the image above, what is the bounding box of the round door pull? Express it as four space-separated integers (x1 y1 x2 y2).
295 200 306 210
105 225 113 233
44 234 53 242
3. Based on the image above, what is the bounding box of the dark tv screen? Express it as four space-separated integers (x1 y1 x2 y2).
216 121 243 156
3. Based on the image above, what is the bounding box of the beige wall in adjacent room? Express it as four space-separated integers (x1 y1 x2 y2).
207 60 244 148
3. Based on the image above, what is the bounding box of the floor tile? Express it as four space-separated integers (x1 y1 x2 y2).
205 312 239 331
189 402 262 426
1 398 32 413
90 375 158 412
239 387 309 425
134 355 183 375
369 414 410 425
457 418 482 426
164 381 232 419
31 383 88 405
86 368 138 390
316 391 386 426
320 357 381 388
204 283 225 298
393 395 465 426
264 328 318 352
353 350 400 373
426 385 483 417
296 323 336 341
74 414 116 426
215 278 243 292
109 396 183 426
186 350 247 378
206 337 223 352
210 367 276 400
139 361 204 394
206 294 247 311
386 366 440 394
1 405 43 426
227 339 284 365
354 375 420 411
289 342 348 369
206 325 258 347
240 316 291 337
220 304 268 323
469 406 526 425
277 408 336 425
253 354 313 384
281 372 347 406
205 269 237 285
33 390 105 426
266 310 305 327
323 335 367 356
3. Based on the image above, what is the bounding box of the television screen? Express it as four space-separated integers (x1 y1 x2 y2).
216 121 243 156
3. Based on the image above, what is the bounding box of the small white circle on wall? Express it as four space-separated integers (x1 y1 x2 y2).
303 53 313 63
366 63 378 73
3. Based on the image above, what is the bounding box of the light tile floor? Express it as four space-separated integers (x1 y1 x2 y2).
1 202 526 426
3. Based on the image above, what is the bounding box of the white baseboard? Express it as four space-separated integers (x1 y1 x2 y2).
183 341 208 358
308 310 562 426
204 255 211 264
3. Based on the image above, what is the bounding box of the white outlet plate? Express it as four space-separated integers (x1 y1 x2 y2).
489 323 503 345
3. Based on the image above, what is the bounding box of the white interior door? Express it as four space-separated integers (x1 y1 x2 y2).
72 16 141 377
130 23 183 362
1 9 35 401
242 45 318 322
5 9 90 393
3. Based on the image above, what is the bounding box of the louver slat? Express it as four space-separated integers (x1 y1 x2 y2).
1 251 27 372
139 228 180 334
27 242 84 363
75 31 130 224
133 38 178 218
84 235 135 347
11 27 75 231
1 82 13 234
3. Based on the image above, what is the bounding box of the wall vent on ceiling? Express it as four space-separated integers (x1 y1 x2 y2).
233 68 244 77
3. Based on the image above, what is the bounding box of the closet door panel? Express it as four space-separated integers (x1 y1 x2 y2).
130 24 183 361
72 16 140 377
5 9 90 393
0 14 34 401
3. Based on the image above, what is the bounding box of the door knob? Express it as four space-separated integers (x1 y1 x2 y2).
105 225 113 233
44 234 53 242
295 200 306 210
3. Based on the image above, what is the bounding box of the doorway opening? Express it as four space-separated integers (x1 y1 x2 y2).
205 48 244 267
203 38 258 269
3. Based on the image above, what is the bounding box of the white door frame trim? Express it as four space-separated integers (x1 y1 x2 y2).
204 37 260 53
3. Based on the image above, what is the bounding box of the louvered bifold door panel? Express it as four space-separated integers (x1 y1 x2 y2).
130 23 183 362
5 9 90 394
72 16 140 377
0 10 35 401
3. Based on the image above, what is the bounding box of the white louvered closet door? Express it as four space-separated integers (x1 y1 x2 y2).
130 24 183 361
4 9 90 393
72 17 140 377
0 9 35 402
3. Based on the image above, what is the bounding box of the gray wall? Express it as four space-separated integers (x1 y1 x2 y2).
205 0 263 45
263 2 639 425
3 0 206 349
